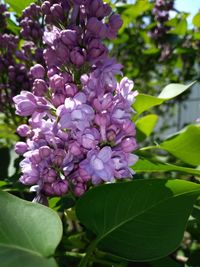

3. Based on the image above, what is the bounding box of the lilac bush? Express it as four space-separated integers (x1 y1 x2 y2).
13 0 138 201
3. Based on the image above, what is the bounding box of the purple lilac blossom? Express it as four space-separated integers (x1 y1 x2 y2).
14 0 138 201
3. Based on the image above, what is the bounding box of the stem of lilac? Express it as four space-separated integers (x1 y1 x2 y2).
78 238 99 267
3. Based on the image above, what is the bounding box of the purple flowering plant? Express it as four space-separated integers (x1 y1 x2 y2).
0 1 200 267
13 0 138 201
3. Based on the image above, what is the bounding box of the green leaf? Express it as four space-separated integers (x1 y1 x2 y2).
133 158 200 177
136 114 158 141
133 94 164 116
76 179 200 262
157 82 196 99
0 123 19 147
7 18 20 35
0 248 57 267
6 0 36 15
0 191 63 267
169 18 187 35
133 82 196 116
192 12 200 27
160 124 200 166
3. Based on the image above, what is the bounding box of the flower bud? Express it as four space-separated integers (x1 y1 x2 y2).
121 137 137 153
17 124 30 137
52 180 68 196
29 149 41 164
60 29 77 46
15 142 28 155
70 48 85 66
33 79 48 96
30 64 45 79
50 4 64 19
74 183 86 196
39 146 51 158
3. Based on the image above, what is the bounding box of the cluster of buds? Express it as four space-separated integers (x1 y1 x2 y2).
151 0 174 40
151 0 174 61
0 3 9 31
14 0 138 201
20 3 43 43
0 33 32 109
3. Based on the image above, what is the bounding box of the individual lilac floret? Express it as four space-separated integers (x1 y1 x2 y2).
80 146 115 184
57 92 95 131
13 91 51 116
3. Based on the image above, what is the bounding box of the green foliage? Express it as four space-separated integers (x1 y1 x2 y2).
0 191 62 267
134 158 200 177
133 82 196 117
77 179 200 262
136 114 158 141
160 124 200 166
192 12 200 28
5 0 36 15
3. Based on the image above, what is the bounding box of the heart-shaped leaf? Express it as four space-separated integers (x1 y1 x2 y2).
77 179 200 261
0 191 63 267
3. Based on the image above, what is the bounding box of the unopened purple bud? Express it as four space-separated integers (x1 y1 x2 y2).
107 129 116 142
39 146 51 158
43 168 57 183
103 3 112 16
121 137 137 152
30 64 45 79
56 43 69 62
50 74 65 92
43 183 54 196
52 180 68 196
74 183 86 197
70 48 85 66
44 48 58 67
109 14 123 30
65 84 78 97
87 17 107 38
79 168 91 182
60 30 77 46
29 150 41 164
54 149 65 166
47 66 59 78
69 141 81 156
17 124 30 137
33 79 48 96
15 142 28 155
50 4 64 20
52 93 65 106
123 121 136 135
20 173 39 185
41 1 51 14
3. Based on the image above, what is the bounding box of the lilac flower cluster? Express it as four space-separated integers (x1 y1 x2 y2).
151 0 174 40
14 0 138 200
20 3 43 43
151 0 174 61
0 3 9 31
0 33 32 109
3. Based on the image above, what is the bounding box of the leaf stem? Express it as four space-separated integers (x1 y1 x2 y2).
78 239 98 267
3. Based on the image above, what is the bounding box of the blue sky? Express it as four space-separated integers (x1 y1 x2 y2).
175 0 200 24
176 0 199 15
